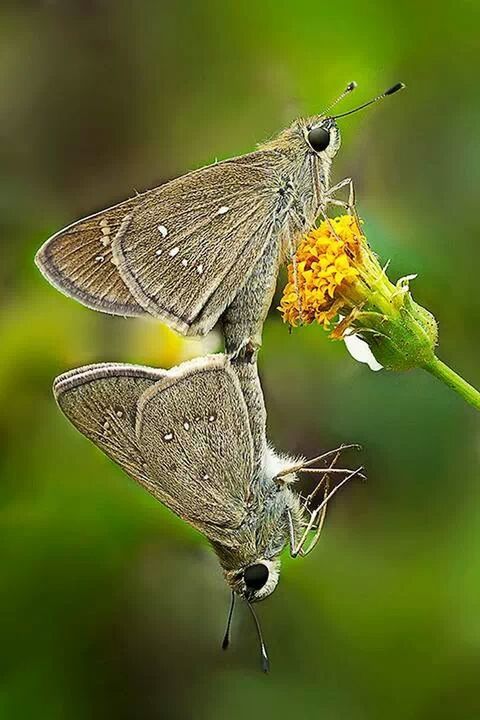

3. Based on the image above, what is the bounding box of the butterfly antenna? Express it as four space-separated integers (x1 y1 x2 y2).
247 600 270 673
333 82 405 119
222 592 236 650
321 81 357 116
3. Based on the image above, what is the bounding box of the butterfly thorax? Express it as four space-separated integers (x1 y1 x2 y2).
259 118 336 239
211 451 305 602
215 486 304 602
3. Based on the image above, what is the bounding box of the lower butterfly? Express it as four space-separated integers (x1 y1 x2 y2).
54 353 364 671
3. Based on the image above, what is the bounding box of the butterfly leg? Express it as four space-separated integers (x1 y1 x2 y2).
287 491 328 559
287 508 305 557
275 443 362 479
289 466 363 557
327 177 355 208
293 483 330 557
316 201 346 244
284 221 305 324
288 450 339 557
326 177 361 228
310 156 357 234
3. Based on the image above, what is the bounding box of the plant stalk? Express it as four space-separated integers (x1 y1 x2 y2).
422 356 480 411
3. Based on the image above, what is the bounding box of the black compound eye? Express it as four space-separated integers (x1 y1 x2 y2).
307 126 330 152
244 563 269 591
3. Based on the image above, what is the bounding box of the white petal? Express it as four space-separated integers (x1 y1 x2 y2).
395 273 418 295
399 273 418 284
344 333 383 372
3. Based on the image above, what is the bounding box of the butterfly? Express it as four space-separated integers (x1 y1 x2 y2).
54 353 363 670
36 83 404 356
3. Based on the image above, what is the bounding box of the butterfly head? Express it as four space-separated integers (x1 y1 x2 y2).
225 557 281 603
222 565 278 672
290 81 406 162
304 81 406 158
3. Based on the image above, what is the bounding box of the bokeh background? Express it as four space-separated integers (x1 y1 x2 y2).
1 1 479 718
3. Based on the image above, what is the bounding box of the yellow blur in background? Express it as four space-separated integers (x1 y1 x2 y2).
1 1 479 718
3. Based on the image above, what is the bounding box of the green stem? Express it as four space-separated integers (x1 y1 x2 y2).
422 356 480 411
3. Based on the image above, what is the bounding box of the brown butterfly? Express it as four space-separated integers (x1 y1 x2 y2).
36 82 404 355
54 353 363 671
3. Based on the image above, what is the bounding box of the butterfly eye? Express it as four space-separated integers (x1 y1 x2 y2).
307 126 331 152
244 563 269 591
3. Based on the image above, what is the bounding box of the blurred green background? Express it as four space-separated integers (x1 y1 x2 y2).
1 1 479 718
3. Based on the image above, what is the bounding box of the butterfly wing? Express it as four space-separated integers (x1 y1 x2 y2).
135 354 254 532
54 362 167 495
36 151 282 333
54 355 254 545
36 207 148 317
113 153 281 335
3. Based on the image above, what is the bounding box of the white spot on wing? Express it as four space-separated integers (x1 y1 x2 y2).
197 264 204 275
157 225 168 237
169 246 179 257
155 249 163 256
95 255 105 263
163 432 174 441
181 258 188 267
183 420 190 430
217 206 229 215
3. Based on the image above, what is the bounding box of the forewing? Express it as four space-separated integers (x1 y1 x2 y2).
36 203 147 317
136 354 254 534
54 356 255 547
54 363 167 497
36 152 281 328
112 152 282 334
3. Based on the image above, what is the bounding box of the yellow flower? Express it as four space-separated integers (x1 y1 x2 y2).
279 215 363 329
277 214 480 410
279 215 438 372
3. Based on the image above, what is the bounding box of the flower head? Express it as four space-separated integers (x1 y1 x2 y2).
279 215 438 371
279 215 365 328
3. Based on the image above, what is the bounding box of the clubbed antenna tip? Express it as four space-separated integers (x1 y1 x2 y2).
247 600 270 673
222 592 236 651
384 82 406 96
333 80 406 119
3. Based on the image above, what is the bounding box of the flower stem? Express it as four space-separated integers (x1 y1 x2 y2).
422 356 480 411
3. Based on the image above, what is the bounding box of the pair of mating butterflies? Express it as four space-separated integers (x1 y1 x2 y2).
36 81 403 670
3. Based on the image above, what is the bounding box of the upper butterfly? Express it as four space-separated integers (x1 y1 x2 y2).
35 82 404 356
